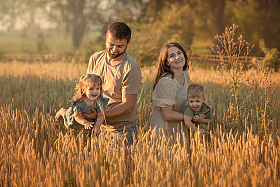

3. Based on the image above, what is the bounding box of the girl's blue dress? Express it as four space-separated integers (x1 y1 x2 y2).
63 97 109 133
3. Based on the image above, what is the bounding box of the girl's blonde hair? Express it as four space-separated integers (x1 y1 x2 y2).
73 74 103 102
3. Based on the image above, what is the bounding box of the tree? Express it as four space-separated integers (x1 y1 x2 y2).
41 0 103 49
148 0 165 20
128 3 195 66
146 0 226 43
0 0 108 49
209 0 226 37
225 0 280 55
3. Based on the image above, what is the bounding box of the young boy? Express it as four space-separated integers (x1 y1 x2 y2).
184 84 213 133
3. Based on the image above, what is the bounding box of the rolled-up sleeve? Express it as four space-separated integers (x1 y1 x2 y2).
122 67 141 95
87 55 95 74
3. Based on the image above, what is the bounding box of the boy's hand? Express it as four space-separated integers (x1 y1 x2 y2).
192 114 203 122
192 109 209 122
82 108 98 119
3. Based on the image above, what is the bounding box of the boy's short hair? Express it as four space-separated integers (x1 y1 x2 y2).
187 84 204 98
107 22 131 43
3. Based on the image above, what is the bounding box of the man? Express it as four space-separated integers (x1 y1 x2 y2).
86 22 141 145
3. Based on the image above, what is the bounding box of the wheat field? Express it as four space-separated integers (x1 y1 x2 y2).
1 61 280 186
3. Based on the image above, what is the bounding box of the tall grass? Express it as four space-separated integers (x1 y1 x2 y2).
1 61 280 186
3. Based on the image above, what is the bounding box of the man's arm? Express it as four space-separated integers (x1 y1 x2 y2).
82 108 97 119
104 93 137 118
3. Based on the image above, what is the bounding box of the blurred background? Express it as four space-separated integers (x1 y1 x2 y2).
0 0 279 67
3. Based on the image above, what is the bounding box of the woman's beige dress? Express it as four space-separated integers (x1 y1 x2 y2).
148 70 190 139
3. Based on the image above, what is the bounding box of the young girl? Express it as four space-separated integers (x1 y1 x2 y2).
55 74 108 136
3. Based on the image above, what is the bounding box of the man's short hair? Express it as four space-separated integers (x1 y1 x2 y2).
187 84 204 98
107 22 131 43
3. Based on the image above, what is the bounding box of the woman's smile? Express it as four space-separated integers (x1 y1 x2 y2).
168 46 186 70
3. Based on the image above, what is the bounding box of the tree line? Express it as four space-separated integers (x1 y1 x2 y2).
1 0 279 66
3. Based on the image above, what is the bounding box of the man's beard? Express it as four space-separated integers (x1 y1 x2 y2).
106 47 127 59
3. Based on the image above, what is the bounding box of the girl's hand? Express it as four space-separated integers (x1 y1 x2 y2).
83 122 94 129
94 126 101 134
82 108 97 119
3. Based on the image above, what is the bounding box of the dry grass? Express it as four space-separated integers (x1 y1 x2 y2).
1 61 280 186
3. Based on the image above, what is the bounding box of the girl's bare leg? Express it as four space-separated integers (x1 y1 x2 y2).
55 108 66 122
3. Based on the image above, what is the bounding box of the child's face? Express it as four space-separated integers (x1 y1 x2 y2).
84 85 101 101
187 95 205 112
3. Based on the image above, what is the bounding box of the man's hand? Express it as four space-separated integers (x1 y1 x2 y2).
82 108 98 119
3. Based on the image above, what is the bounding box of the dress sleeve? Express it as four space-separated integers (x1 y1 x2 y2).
95 97 109 113
69 101 82 115
153 77 177 108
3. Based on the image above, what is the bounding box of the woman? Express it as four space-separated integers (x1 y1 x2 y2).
148 42 190 139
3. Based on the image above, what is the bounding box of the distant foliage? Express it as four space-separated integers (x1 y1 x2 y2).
128 4 194 67
259 39 280 70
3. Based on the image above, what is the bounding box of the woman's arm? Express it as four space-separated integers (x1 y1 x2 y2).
184 115 204 133
154 76 185 122
161 107 184 122
74 113 94 129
